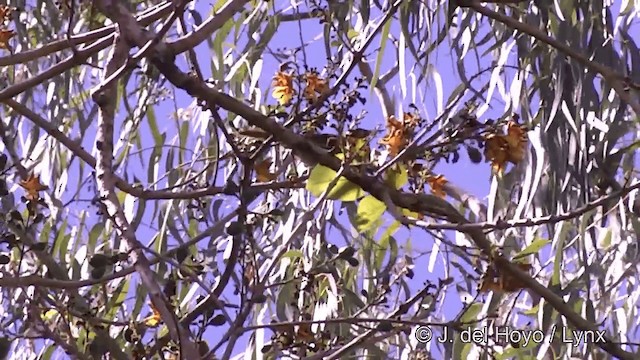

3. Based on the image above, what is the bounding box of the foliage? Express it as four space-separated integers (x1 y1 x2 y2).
0 0 638 359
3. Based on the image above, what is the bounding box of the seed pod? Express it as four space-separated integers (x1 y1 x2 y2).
466 146 483 164
89 254 112 268
0 154 7 170
225 221 243 236
90 266 106 279
337 246 355 259
210 314 226 326
376 321 394 332
346 257 360 267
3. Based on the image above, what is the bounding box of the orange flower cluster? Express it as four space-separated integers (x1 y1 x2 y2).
19 173 48 201
303 72 329 101
255 158 277 182
380 113 421 156
272 71 295 106
271 70 330 106
483 120 528 174
479 262 532 293
0 5 15 50
142 302 162 327
426 174 448 198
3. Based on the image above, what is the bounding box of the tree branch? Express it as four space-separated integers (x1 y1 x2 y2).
167 0 249 55
150 58 635 360
3 99 302 200
0 1 173 67
460 0 640 116
89 20 199 357
416 179 640 231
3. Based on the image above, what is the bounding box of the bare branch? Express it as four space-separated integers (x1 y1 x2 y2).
416 179 640 231
167 0 249 55
89 16 199 356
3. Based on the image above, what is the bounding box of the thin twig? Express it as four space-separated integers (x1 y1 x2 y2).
413 178 640 231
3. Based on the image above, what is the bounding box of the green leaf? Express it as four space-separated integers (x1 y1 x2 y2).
370 20 392 91
399 7 427 82
146 107 162 145
166 148 178 186
375 235 398 273
249 17 279 64
323 23 333 58
446 82 467 107
600 229 612 248
179 121 189 162
459 302 483 323
522 303 539 316
512 237 550 260
540 299 559 340
306 165 365 202
385 164 409 189
276 282 296 322
380 221 400 243
551 222 570 286
401 207 421 219
53 218 68 256
360 0 370 23
355 195 386 232
104 279 130 319
148 133 165 184
210 15 234 80
347 28 359 39
573 297 585 314
452 340 473 360
281 249 303 259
